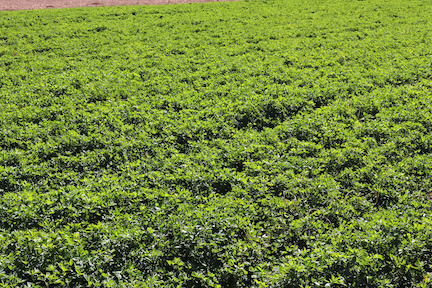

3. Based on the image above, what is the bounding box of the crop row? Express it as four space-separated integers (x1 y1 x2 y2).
1 0 432 286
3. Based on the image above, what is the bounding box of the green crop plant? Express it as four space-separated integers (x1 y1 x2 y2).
1 0 432 286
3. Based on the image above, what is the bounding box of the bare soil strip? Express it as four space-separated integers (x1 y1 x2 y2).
1 0 238 11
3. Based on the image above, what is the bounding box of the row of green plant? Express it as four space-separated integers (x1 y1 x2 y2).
1 0 432 286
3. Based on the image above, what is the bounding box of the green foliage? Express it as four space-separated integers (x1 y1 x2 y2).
1 0 432 286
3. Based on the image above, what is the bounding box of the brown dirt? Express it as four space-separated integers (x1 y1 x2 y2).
0 0 238 11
